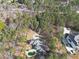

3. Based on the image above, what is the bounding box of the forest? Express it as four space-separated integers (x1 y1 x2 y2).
0 0 79 59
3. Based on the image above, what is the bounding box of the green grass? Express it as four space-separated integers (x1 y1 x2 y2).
0 20 5 31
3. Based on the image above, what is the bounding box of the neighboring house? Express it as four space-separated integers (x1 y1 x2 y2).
62 27 79 54
28 36 49 59
26 29 50 59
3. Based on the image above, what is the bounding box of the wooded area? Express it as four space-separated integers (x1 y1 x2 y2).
0 0 79 59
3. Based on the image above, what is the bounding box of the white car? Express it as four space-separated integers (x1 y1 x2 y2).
66 46 76 54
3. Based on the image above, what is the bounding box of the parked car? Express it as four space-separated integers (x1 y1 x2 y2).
62 27 78 54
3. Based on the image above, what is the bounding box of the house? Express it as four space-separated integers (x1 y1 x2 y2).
26 29 50 58
62 27 79 54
